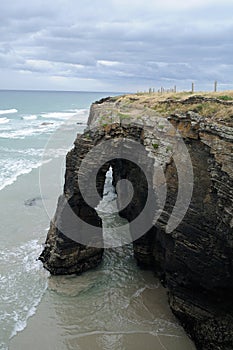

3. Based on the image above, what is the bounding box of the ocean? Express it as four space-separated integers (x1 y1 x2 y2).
0 90 196 350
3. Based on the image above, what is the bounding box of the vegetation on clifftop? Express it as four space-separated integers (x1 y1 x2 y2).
114 91 233 126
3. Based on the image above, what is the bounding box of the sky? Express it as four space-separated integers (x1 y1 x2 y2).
0 0 233 92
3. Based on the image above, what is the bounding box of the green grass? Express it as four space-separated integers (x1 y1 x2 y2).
117 112 131 121
193 104 204 112
98 114 112 126
158 124 165 129
166 145 173 152
218 95 233 101
84 132 91 139
152 143 159 149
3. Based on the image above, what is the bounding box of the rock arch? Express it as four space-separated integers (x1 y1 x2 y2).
40 96 233 350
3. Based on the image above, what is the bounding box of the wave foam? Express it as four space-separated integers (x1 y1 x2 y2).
0 124 58 139
0 108 17 115
41 111 77 120
0 146 68 158
0 158 52 191
10 288 46 339
22 115 37 120
0 239 48 343
41 108 89 121
68 108 88 114
0 144 70 191
0 117 10 124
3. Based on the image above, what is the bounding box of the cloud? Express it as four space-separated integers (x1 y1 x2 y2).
0 0 233 91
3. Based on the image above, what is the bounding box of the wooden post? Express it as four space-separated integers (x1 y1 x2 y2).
191 82 194 93
214 81 217 92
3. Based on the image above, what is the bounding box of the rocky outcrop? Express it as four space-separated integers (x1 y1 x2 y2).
40 93 233 350
39 134 106 275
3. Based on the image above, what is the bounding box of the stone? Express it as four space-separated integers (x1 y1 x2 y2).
39 93 233 350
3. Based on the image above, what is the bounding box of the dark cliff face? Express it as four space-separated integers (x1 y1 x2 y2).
117 139 233 350
39 94 233 350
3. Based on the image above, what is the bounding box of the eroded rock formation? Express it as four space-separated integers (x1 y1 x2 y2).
40 94 233 350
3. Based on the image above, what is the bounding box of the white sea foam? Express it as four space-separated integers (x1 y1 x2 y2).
41 111 78 120
10 285 47 339
0 108 88 139
0 158 52 191
41 108 89 121
0 144 70 191
68 108 88 114
0 108 17 115
0 117 10 124
0 128 39 139
0 239 48 342
0 146 68 158
0 123 58 139
22 115 37 120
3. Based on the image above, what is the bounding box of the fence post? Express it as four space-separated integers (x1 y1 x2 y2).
191 82 194 93
214 81 217 92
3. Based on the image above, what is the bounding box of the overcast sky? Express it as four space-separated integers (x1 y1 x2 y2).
0 0 233 92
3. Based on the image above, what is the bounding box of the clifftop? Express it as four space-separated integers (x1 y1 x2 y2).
92 91 233 127
89 92 233 178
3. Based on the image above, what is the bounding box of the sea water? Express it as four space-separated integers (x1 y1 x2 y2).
0 90 196 350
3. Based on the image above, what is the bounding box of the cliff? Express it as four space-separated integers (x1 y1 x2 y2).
39 92 233 350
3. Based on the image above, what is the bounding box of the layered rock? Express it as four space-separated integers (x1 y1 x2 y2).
39 133 105 275
40 93 233 350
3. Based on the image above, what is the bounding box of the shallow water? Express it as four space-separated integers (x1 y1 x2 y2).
10 247 196 350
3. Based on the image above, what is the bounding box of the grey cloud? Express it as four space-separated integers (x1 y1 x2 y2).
0 0 233 91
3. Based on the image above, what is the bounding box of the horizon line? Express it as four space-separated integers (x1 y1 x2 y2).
0 88 129 94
